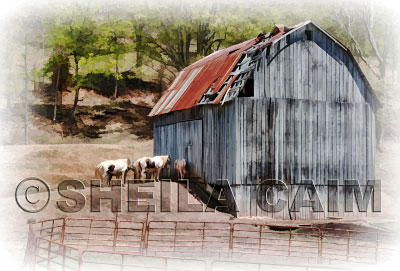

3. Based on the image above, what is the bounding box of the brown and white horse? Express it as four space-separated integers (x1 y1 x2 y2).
94 158 135 186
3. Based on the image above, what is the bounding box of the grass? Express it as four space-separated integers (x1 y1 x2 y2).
0 142 153 189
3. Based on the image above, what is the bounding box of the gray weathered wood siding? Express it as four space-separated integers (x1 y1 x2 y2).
233 23 377 219
232 98 376 219
153 22 377 219
154 103 238 183
254 23 377 111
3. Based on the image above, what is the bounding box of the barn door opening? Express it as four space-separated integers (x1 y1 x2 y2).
176 120 203 179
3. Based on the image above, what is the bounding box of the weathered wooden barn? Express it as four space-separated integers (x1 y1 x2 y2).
149 21 381 219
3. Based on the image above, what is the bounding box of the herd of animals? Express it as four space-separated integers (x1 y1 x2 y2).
94 156 187 186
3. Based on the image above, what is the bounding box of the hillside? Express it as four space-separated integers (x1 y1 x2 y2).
0 83 159 145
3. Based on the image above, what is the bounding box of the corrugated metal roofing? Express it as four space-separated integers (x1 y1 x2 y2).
149 20 380 117
149 38 259 116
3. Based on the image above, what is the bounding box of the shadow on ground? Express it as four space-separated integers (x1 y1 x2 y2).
31 101 153 140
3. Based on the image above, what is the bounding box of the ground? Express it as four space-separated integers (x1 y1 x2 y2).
0 138 399 270
0 88 158 145
0 85 399 270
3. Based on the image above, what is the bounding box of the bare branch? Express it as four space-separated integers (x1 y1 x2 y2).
333 5 381 78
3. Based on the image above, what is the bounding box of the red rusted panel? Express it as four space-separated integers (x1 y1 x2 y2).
149 38 258 116
151 20 368 117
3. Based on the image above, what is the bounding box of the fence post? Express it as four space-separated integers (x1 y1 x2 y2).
23 225 33 270
258 225 262 255
375 233 379 264
87 219 93 249
202 222 205 253
61 218 66 244
120 254 124 271
62 245 66 271
39 221 44 238
346 231 350 261
141 200 151 255
317 228 323 263
143 221 152 256
78 251 83 271
229 223 234 257
23 225 35 271
173 222 177 252
143 222 149 255
113 215 119 251
46 220 55 270
288 228 292 257
32 237 39 271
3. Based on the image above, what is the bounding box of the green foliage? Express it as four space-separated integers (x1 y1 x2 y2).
42 53 70 83
79 71 161 97
97 20 133 55
17 0 394 99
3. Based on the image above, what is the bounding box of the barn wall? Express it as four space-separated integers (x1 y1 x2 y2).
154 106 203 180
153 23 378 219
234 98 375 186
254 23 377 112
154 96 377 219
233 97 376 219
201 102 238 186
235 23 378 218
153 102 238 184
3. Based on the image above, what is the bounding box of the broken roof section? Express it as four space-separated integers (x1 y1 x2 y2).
149 20 379 117
149 38 257 116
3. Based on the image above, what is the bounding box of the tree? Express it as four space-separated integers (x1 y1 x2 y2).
42 47 70 122
45 11 99 119
12 12 44 144
97 20 133 99
139 6 230 71
333 0 392 82
332 0 395 151
134 23 145 69
69 20 98 119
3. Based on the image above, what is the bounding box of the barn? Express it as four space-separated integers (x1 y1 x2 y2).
149 20 381 219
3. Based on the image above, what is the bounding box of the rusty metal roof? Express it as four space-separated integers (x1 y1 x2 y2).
149 38 259 116
149 20 379 117
149 21 301 117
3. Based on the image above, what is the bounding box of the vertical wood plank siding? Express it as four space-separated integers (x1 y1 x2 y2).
153 24 377 219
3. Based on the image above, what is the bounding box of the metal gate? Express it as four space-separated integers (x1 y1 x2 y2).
24 217 397 270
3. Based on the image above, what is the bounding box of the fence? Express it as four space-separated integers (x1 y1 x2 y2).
24 217 397 270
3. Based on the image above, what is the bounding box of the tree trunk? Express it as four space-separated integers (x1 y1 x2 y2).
70 59 79 120
24 42 28 145
53 65 61 123
60 64 63 106
41 31 45 84
113 55 119 99
33 64 37 92
60 83 63 106
71 88 79 120
136 24 144 68
185 33 191 66
157 65 166 99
